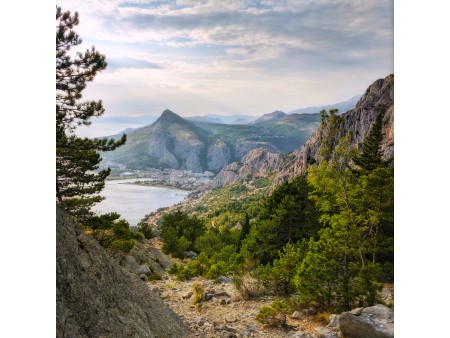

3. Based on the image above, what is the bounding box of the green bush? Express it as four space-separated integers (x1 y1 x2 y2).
256 300 288 326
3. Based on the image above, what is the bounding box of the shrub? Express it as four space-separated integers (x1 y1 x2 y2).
193 283 205 306
256 300 288 327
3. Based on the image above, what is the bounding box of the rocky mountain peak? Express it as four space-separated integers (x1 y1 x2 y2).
158 109 186 124
251 110 287 124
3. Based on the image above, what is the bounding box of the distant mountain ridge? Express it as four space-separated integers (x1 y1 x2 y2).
100 109 322 173
288 95 361 115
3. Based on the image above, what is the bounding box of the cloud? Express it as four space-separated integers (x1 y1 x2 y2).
58 0 393 117
108 56 162 69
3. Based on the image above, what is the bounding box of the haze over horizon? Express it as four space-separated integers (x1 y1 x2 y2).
58 0 393 120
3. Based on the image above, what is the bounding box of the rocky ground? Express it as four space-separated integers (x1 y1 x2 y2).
131 239 394 338
150 273 327 338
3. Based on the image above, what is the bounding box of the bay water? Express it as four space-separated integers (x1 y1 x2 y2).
93 179 189 226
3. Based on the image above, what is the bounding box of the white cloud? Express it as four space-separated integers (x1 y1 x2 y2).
57 0 393 117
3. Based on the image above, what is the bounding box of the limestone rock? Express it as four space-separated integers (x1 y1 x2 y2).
274 74 394 186
207 140 231 172
291 310 303 319
185 251 198 259
286 330 313 338
214 148 282 187
139 274 148 281
327 314 340 329
138 264 151 276
56 205 188 338
314 326 340 338
339 304 394 338
218 275 233 284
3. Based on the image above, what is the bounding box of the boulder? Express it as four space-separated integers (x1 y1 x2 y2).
314 327 339 338
185 251 198 259
327 314 340 329
285 330 313 338
218 275 234 284
339 304 394 338
291 311 303 320
138 264 151 276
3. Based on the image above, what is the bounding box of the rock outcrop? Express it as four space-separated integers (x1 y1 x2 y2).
213 75 392 188
338 304 394 338
214 148 282 187
273 74 394 185
56 205 188 338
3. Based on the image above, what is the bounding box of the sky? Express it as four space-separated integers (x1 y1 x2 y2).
57 0 393 119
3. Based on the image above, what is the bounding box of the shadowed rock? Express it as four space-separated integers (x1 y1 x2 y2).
56 205 188 338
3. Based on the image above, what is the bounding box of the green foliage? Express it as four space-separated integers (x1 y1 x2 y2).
295 132 393 311
352 111 391 172
56 6 126 222
237 213 251 249
193 283 205 306
241 175 319 264
256 300 289 326
160 210 205 258
85 212 137 254
136 221 155 239
319 109 343 160
258 242 307 295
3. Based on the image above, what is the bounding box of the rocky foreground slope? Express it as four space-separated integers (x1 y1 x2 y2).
56 206 188 338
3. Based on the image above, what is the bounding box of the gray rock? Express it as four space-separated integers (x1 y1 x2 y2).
339 304 394 338
314 327 339 338
286 330 312 338
220 330 238 338
138 264 151 276
182 291 193 299
185 251 198 259
56 205 188 338
202 292 214 301
350 307 364 316
139 274 148 282
207 140 231 172
274 74 394 186
327 314 340 329
291 310 303 319
218 275 234 284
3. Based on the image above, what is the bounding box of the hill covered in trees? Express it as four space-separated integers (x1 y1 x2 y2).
146 74 394 317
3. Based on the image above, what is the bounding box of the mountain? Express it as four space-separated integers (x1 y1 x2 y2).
185 115 224 124
288 94 361 115
93 115 159 125
250 111 287 125
101 109 321 173
56 205 188 337
213 74 394 187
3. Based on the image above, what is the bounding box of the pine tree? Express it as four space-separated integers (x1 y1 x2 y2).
237 213 250 249
352 110 390 172
56 6 126 221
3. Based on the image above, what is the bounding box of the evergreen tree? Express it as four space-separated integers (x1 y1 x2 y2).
56 6 126 221
352 110 391 172
237 213 251 249
241 175 319 264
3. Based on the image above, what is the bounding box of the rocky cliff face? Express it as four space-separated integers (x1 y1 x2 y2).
214 148 283 187
147 110 207 173
213 74 393 188
56 206 188 338
273 74 394 185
